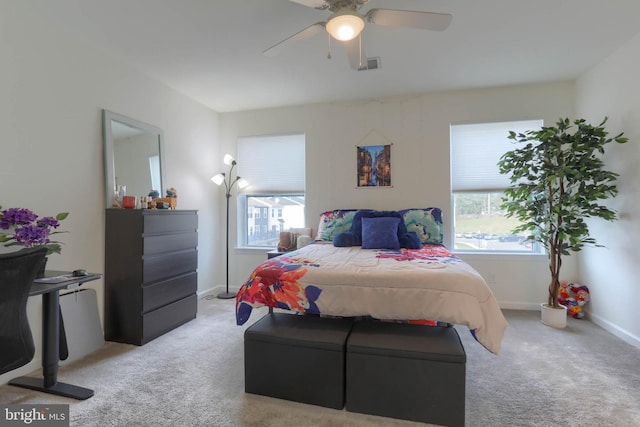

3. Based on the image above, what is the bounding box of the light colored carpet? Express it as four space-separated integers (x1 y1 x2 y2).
1 298 639 427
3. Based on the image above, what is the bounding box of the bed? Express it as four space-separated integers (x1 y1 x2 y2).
236 208 507 354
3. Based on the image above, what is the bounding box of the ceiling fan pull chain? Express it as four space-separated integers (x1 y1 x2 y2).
327 32 332 60
359 33 363 68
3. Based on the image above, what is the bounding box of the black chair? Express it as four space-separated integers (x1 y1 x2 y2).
0 246 48 375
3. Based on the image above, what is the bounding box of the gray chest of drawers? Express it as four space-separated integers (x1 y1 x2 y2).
105 209 198 345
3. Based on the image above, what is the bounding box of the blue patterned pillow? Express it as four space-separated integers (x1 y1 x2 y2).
317 210 357 241
361 217 401 250
399 208 444 244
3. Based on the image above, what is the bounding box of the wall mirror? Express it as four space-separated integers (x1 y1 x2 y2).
103 110 166 207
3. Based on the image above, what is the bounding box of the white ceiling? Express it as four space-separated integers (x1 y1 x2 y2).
26 0 640 113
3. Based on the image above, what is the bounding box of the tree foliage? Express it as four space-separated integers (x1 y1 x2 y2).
497 117 627 307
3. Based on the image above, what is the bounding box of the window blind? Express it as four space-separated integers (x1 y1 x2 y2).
450 119 543 192
238 134 305 193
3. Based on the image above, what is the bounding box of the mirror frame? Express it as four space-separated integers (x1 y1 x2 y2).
102 110 167 207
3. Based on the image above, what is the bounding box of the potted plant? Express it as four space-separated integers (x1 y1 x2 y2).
497 118 628 327
0 206 68 276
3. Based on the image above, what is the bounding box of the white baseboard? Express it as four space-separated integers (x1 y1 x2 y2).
197 287 218 299
197 285 239 299
587 311 640 351
497 300 640 350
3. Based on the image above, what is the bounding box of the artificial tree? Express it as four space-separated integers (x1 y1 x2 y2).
497 117 627 308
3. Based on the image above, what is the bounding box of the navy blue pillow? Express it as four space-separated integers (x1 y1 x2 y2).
333 231 359 247
350 210 407 245
361 217 401 250
399 232 422 249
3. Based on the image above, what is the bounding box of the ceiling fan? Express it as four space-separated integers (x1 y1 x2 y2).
264 0 452 70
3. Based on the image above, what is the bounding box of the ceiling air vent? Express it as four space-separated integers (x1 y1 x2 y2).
358 57 380 71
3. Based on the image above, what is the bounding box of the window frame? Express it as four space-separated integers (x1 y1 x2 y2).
236 133 306 249
451 191 544 254
238 193 306 248
450 119 545 255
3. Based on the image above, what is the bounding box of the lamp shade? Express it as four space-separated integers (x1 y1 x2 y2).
326 11 365 41
223 154 235 166
211 173 225 185
237 178 249 189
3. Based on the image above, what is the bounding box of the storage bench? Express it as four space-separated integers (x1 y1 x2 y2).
244 313 353 409
346 320 466 427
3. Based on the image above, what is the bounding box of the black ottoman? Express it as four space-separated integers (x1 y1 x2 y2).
346 321 466 427
244 313 353 409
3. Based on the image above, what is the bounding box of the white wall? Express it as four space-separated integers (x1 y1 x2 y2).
5 0 635 389
219 81 577 310
1 3 221 384
576 32 640 348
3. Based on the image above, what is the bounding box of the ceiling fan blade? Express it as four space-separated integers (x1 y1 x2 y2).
288 0 329 10
263 22 326 57
365 9 452 31
344 36 366 70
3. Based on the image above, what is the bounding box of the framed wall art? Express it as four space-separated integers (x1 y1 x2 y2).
356 144 392 188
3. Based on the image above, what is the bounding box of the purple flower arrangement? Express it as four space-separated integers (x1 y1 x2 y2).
0 206 69 255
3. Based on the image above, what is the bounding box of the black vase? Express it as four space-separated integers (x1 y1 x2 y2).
36 256 48 278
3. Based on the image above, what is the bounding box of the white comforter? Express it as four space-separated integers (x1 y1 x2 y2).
236 242 507 354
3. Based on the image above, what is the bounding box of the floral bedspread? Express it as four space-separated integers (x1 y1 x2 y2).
236 242 507 354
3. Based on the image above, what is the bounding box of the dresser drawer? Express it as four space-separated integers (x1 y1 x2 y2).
143 249 197 284
143 231 197 255
143 212 197 234
141 294 197 345
143 272 197 313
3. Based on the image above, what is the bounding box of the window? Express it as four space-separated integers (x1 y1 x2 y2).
241 195 305 246
237 134 305 247
450 120 544 253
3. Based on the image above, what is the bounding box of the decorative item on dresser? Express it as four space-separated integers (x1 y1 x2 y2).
104 209 198 345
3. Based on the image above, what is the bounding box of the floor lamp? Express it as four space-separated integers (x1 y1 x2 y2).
212 154 248 299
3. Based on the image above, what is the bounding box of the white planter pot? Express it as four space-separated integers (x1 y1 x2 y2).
540 303 567 328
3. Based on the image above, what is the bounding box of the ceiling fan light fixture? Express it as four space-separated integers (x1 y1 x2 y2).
326 11 365 41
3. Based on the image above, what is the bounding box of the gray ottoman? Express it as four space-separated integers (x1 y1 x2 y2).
244 313 353 409
346 320 466 427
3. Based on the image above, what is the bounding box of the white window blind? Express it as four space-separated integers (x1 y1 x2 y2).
450 119 543 192
238 134 305 193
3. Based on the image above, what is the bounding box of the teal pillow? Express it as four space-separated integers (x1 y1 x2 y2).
317 210 357 241
361 217 401 250
399 208 444 244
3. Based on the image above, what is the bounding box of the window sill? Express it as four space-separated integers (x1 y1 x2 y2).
235 247 275 255
454 251 547 262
